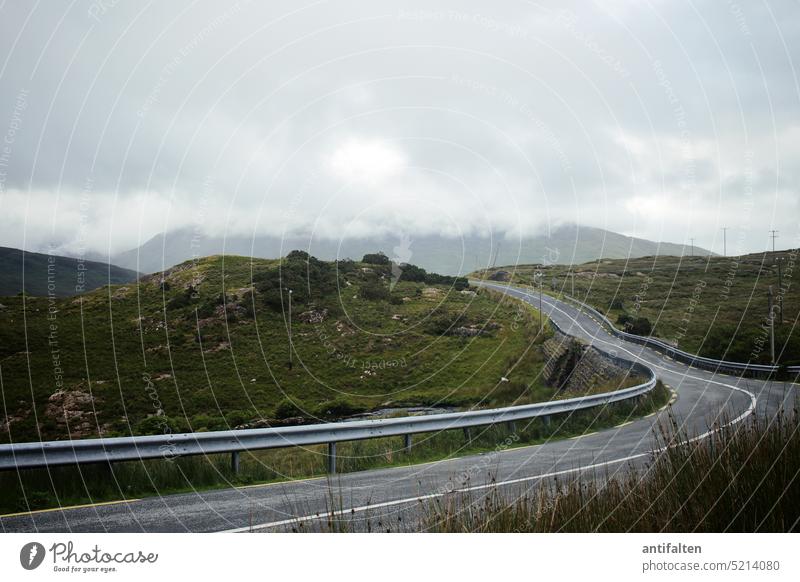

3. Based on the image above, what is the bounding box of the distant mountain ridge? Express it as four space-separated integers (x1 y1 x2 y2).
0 247 140 297
104 224 712 276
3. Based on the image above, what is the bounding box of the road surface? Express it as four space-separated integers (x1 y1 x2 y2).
1 284 794 532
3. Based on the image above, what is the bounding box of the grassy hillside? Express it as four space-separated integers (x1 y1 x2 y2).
477 250 799 365
0 251 557 444
0 246 139 297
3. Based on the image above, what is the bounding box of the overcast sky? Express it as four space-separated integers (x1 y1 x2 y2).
0 0 798 257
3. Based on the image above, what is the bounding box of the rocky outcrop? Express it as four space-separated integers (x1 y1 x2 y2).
542 332 629 393
488 270 510 281
298 308 328 324
44 389 106 438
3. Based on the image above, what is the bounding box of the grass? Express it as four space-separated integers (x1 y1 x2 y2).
475 250 800 365
0 253 553 443
422 400 800 532
0 382 670 514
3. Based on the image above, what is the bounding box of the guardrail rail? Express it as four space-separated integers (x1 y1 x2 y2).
561 293 799 378
0 308 657 475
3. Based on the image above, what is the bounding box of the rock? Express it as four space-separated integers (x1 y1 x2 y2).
44 389 100 438
0 410 28 433
112 286 130 300
298 308 328 324
422 287 442 298
335 320 355 335
460 290 477 297
488 270 510 282
451 326 484 337
204 341 230 354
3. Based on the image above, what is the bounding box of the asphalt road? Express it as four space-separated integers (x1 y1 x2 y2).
1 284 795 533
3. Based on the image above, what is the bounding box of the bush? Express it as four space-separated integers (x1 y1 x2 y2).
617 313 652 336
359 280 390 301
134 415 186 435
254 251 340 311
398 263 427 282
315 398 367 419
165 286 198 310
426 309 466 335
274 398 309 419
362 252 390 265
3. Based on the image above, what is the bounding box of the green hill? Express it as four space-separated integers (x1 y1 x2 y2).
0 247 139 297
0 252 554 444
479 250 799 365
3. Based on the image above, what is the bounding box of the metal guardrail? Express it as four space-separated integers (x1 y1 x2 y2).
560 294 800 378
0 305 657 475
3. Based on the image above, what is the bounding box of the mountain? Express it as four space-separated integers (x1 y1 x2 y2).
108 224 712 276
0 247 140 297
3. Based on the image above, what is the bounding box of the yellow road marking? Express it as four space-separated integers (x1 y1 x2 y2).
569 432 598 440
235 475 324 490
615 421 633 428
1 498 140 519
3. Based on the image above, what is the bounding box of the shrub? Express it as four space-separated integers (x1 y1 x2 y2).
274 398 309 419
359 280 390 301
315 398 367 419
618 313 652 336
362 252 390 265
254 251 340 311
134 415 185 435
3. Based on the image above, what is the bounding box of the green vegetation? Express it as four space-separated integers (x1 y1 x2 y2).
0 382 669 514
423 404 800 532
0 251 551 444
0 246 139 297
476 250 799 365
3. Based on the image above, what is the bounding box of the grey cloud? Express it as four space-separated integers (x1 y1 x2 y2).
0 0 798 256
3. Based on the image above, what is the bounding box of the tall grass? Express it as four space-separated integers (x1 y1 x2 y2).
423 401 800 532
0 383 669 514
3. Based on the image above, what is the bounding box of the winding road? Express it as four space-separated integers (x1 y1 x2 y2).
1 283 794 533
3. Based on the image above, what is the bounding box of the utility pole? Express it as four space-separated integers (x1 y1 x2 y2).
768 285 775 364
539 279 544 333
535 271 544 333
777 257 784 325
690 238 695 257
770 230 779 253
570 271 575 297
287 289 293 368
722 227 727 257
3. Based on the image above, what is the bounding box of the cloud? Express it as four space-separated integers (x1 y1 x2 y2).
0 0 798 257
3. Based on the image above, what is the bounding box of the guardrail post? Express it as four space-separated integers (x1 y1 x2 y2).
403 434 412 454
327 442 336 474
507 421 516 434
542 415 551 428
230 451 240 474
463 427 472 443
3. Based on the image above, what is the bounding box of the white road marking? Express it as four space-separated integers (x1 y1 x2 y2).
223 285 759 533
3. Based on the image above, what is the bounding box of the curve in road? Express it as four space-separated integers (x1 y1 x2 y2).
1 284 794 533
